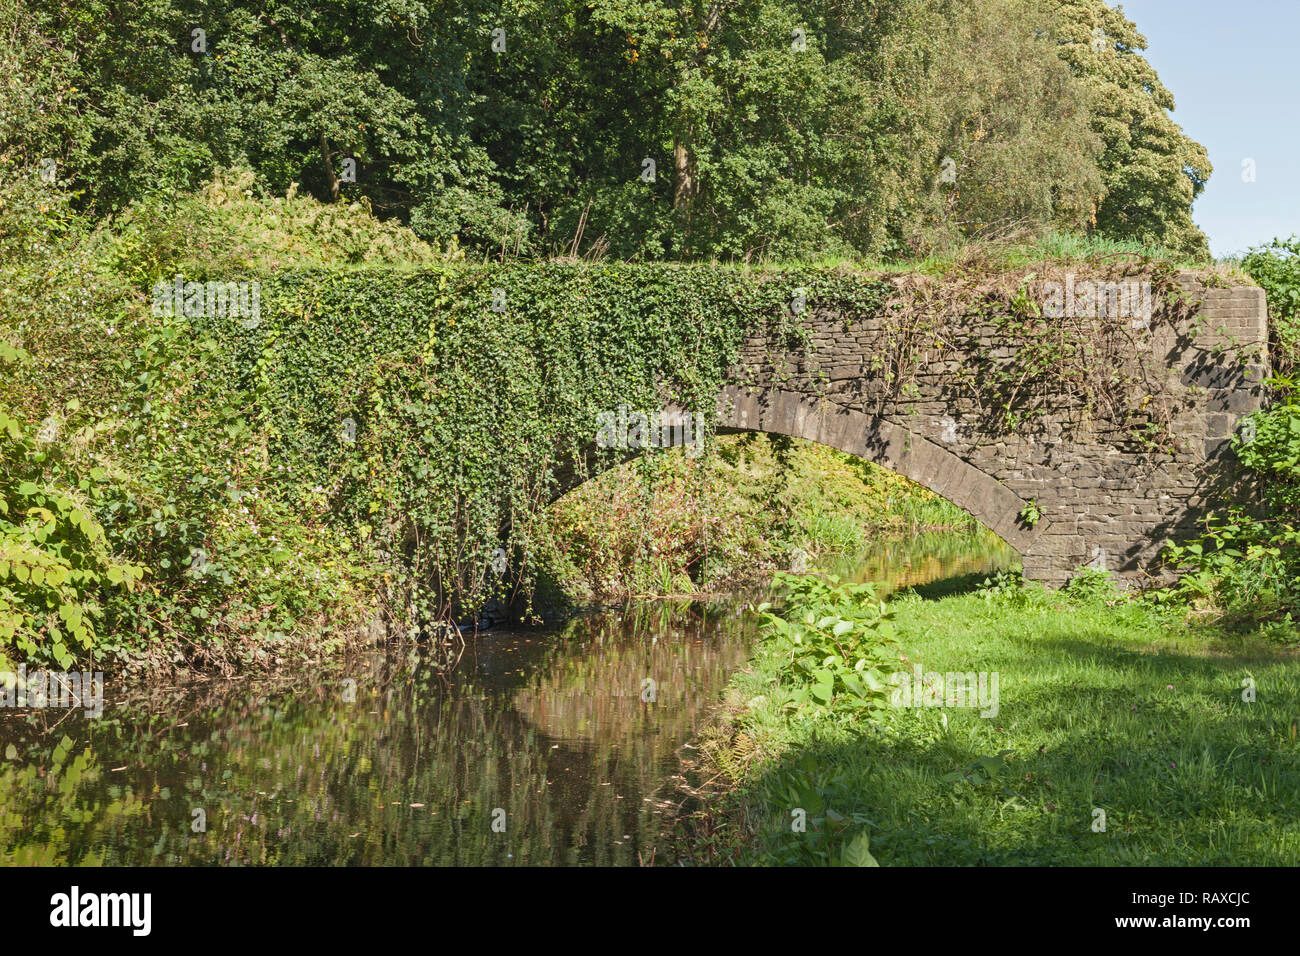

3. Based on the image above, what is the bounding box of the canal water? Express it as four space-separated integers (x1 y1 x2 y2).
0 532 1014 865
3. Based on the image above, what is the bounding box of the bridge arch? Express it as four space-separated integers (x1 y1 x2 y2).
552 274 1267 587
715 386 1042 553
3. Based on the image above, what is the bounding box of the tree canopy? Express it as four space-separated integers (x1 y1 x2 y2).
7 0 1212 260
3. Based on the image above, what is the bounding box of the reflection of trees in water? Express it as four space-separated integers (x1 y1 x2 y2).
0 535 1002 865
0 599 754 866
835 531 1017 593
510 599 754 859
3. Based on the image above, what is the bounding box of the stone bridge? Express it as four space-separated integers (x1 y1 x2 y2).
712 274 1269 587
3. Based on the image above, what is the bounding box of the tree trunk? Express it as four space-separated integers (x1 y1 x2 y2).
670 3 723 239
673 140 694 212
319 131 341 203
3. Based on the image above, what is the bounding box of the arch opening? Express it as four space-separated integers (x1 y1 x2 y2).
715 387 1043 555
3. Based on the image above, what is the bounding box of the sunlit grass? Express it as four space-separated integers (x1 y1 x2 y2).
720 579 1300 865
695 231 1217 275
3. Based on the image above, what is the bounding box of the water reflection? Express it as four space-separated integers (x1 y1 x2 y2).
0 599 754 866
0 532 1012 866
831 530 1018 595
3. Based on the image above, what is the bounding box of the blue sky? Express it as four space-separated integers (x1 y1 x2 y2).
1113 0 1300 258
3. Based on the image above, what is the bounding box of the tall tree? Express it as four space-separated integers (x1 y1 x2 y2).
1051 0 1212 257
10 0 1213 261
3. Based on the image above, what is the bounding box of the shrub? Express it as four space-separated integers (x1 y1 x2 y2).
1160 238 1300 632
1160 386 1300 630
1061 566 1119 603
1242 237 1300 375
754 572 898 716
0 344 144 671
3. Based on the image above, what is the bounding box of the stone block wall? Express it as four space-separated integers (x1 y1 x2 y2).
718 274 1269 586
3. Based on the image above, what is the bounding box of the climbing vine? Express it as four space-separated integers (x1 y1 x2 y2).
202 264 808 631
847 258 1208 451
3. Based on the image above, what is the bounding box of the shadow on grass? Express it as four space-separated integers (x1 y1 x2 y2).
895 569 992 601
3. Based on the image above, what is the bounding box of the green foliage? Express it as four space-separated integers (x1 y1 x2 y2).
1018 499 1042 528
1061 565 1118 603
0 347 145 671
218 262 825 625
16 0 504 235
2 166 1212 670
1162 387 1300 632
0 156 1225 674
717 571 1300 866
0 119 1237 675
1053 0 1213 258
1008 229 1198 267
755 754 879 866
101 166 450 284
976 566 1048 610
1156 239 1300 630
0 165 393 672
896 0 1103 252
546 432 975 600
191 257 1104 633
939 750 1019 789
9 0 1209 263
1242 237 1300 375
0 149 1014 669
1234 389 1300 513
754 572 897 716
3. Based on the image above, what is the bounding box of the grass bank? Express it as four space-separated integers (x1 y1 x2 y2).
675 571 1300 866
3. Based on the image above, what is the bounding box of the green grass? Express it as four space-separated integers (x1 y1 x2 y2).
700 231 1218 276
712 575 1300 866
